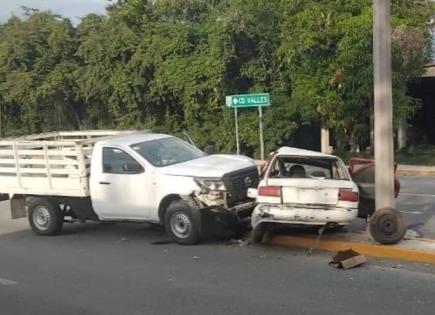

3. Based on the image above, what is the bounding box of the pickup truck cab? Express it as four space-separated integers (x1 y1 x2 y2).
0 131 258 244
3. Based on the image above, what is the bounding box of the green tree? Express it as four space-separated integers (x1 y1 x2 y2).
0 11 79 135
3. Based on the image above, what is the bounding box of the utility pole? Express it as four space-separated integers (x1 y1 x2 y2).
373 0 394 210
370 0 406 244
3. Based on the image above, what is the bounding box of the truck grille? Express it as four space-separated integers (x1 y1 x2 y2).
222 166 259 207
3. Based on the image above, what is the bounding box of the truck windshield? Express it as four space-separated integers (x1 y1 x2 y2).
131 137 205 167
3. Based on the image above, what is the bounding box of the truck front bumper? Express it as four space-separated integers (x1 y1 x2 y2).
251 204 358 228
199 201 256 237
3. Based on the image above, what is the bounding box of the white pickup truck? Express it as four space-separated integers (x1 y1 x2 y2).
0 130 258 244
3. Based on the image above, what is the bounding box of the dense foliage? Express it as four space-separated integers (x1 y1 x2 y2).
0 1 433 156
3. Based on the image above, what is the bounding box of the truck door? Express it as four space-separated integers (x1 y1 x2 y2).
90 146 153 220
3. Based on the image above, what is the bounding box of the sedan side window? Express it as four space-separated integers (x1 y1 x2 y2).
103 147 143 174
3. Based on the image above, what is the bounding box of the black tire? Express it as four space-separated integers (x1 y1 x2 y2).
164 200 200 245
28 198 64 236
252 224 265 243
369 207 406 245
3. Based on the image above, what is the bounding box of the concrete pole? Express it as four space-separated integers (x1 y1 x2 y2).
373 0 395 210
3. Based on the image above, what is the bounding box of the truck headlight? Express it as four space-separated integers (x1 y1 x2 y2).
194 178 226 192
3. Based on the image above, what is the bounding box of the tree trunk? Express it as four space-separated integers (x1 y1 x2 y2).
349 127 357 153
397 117 407 150
321 127 331 154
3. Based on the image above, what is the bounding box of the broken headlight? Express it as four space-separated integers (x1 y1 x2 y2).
194 178 226 192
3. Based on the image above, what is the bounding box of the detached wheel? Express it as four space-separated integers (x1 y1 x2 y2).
252 224 265 243
369 207 406 245
28 198 63 236
165 200 200 245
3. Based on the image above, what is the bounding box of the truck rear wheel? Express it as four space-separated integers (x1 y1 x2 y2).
28 198 63 236
164 200 200 245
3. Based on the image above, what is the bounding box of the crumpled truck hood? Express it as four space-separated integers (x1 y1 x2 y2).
159 154 256 178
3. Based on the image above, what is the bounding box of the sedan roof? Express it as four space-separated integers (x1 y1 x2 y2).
276 147 337 159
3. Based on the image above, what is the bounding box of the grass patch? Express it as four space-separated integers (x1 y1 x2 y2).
395 145 435 166
335 145 435 166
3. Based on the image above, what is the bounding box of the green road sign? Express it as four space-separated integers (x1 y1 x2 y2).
225 93 270 108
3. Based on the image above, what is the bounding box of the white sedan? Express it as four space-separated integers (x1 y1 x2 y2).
249 147 359 242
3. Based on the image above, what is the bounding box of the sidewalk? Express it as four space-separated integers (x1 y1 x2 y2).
266 228 435 264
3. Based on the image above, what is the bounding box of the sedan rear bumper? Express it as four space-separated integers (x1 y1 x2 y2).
251 204 358 228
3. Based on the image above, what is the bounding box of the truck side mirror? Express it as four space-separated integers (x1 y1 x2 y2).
122 162 143 174
204 144 215 155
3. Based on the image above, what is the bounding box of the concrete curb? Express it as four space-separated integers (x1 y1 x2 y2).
397 165 435 177
268 233 435 264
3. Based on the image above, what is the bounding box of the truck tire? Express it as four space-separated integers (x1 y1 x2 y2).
252 224 265 243
28 198 63 236
164 200 200 245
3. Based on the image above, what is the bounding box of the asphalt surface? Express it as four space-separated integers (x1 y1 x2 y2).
1 186 435 315
349 176 435 237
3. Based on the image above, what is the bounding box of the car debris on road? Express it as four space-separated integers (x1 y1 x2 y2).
329 249 367 269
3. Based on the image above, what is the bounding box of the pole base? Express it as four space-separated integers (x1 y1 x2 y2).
369 207 406 245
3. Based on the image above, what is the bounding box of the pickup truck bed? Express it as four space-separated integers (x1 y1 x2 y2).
0 130 135 198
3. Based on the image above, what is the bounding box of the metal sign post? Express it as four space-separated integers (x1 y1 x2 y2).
258 106 264 160
234 107 240 155
226 93 270 158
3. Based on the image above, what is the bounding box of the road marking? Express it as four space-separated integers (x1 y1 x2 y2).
0 278 18 286
400 211 423 214
400 192 435 197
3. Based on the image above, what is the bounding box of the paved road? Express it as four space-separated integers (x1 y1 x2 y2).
396 176 435 235
1 201 435 315
348 176 435 237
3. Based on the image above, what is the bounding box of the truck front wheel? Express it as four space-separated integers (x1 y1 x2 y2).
252 224 265 243
165 200 200 245
28 198 64 236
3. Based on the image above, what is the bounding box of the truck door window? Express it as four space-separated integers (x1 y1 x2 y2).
103 147 143 174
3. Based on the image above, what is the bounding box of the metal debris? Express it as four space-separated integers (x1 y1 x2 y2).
391 264 404 269
226 238 250 247
404 229 422 239
151 240 174 245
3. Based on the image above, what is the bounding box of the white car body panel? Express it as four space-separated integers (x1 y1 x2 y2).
252 147 359 228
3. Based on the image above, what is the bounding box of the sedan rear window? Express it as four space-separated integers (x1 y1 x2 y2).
268 156 349 180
